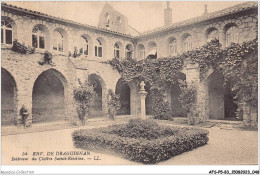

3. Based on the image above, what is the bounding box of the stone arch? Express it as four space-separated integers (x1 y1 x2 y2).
114 41 123 59
205 27 219 42
88 73 107 116
81 34 93 56
32 68 68 123
1 16 17 43
181 33 192 52
170 73 187 117
137 43 145 60
1 67 18 126
206 70 239 120
115 79 131 115
147 41 157 59
125 43 134 59
167 36 177 56
31 24 51 50
95 37 106 58
52 27 68 53
224 23 239 46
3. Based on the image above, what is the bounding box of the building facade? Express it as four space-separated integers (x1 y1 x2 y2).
1 2 258 127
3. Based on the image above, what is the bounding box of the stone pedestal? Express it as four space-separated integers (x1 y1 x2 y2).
139 81 148 120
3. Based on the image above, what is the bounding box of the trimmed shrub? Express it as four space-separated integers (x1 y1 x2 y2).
72 119 209 164
11 40 35 54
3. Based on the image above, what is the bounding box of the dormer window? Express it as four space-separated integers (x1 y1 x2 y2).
32 26 45 49
1 20 13 45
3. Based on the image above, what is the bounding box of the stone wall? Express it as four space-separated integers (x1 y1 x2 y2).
1 48 77 125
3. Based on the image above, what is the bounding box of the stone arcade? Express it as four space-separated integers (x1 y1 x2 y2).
1 2 258 127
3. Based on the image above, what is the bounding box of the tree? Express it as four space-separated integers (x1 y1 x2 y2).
74 80 95 125
107 89 120 120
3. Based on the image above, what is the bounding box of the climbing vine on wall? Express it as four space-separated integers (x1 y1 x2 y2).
108 38 258 120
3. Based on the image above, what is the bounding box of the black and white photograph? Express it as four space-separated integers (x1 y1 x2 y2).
0 1 258 174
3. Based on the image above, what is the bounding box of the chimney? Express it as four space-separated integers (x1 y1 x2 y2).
204 4 208 15
164 1 172 27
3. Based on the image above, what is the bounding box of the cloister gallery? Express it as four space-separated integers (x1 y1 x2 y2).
1 2 258 128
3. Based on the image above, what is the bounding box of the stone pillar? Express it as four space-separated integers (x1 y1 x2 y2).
219 30 226 47
16 89 33 127
139 81 148 120
242 103 251 127
183 61 207 122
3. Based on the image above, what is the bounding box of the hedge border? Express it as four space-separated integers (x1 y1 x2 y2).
72 124 209 164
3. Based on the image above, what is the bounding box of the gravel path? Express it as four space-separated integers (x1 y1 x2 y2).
1 122 258 165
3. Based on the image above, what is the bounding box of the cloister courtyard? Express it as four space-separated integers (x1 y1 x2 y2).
1 116 258 165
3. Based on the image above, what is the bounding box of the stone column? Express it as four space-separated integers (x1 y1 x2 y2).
139 81 148 120
219 30 226 47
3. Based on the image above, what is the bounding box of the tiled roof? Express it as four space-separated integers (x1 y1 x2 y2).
1 1 258 39
1 2 134 39
137 1 258 37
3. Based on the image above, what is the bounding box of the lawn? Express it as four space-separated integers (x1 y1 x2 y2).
72 119 209 164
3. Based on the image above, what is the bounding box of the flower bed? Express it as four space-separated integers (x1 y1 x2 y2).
72 119 209 164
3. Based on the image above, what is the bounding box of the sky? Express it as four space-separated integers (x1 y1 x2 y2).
4 1 247 33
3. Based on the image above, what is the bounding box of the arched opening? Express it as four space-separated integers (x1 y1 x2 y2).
1 68 17 126
168 37 177 56
88 74 105 117
78 36 88 56
53 30 64 52
32 69 66 123
207 71 238 120
1 18 13 45
125 44 133 59
137 44 145 60
170 73 187 117
115 79 130 115
114 42 123 59
225 24 239 46
32 24 50 50
53 28 68 53
95 38 105 58
147 41 157 59
207 27 219 42
182 33 192 52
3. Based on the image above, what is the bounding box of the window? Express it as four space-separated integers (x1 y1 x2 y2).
207 29 219 42
1 20 12 45
226 26 239 46
32 26 45 49
114 43 120 59
125 45 133 59
138 45 145 60
53 31 64 52
169 39 177 55
95 39 102 57
105 14 110 28
183 35 192 52
79 37 88 55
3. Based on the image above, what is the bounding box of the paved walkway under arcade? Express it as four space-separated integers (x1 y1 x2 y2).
1 116 258 165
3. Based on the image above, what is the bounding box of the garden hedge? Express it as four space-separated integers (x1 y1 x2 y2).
72 119 209 164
